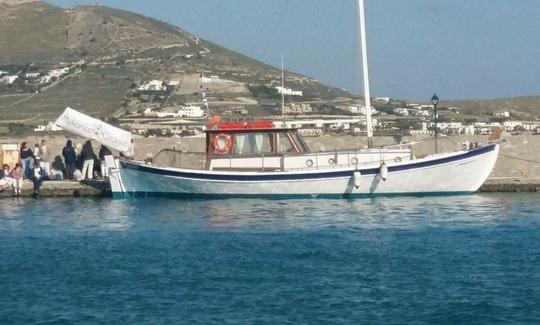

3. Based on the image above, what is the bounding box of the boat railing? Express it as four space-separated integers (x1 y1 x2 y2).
153 149 207 170
152 147 413 172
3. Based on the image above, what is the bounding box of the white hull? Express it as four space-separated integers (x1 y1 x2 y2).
110 144 499 198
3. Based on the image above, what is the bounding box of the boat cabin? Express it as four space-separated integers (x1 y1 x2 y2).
206 121 312 170
204 120 412 171
207 121 309 155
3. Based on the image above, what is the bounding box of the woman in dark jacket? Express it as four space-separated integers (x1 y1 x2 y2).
81 140 97 180
62 140 77 180
98 145 113 178
20 142 34 179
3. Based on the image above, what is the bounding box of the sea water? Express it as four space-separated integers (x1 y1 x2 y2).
1 194 539 323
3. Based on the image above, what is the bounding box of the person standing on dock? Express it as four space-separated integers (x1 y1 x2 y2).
81 141 97 180
62 140 77 180
20 142 34 179
98 145 113 178
33 144 41 164
39 139 51 177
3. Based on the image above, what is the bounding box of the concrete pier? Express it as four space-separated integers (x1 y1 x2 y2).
0 180 109 198
479 177 540 193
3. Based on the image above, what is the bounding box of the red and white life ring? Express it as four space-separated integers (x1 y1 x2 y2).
212 133 233 153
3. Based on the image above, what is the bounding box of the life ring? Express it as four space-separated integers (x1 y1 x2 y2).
212 133 233 153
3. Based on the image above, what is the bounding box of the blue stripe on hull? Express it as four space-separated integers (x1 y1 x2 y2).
115 191 475 200
120 144 496 182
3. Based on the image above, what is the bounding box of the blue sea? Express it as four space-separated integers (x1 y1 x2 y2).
1 194 540 324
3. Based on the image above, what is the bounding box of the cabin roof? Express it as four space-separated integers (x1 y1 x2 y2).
206 128 297 134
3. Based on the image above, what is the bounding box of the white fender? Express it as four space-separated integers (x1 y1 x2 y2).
380 162 388 181
353 170 361 188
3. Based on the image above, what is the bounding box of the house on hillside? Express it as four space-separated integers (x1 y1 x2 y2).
374 97 390 103
284 103 312 114
494 111 510 118
393 108 409 116
276 86 303 97
40 67 70 84
0 75 18 85
138 80 167 91
199 75 220 83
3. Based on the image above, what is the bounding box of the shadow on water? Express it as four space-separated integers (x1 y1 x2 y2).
0 193 537 233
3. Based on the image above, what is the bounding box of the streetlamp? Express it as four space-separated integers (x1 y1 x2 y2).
431 93 439 154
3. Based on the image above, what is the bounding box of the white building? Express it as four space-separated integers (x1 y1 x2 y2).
168 80 180 86
344 106 359 114
374 97 390 103
522 121 540 131
284 103 312 114
49 67 69 78
25 72 40 78
393 108 409 116
144 105 206 118
177 105 206 118
138 80 167 91
343 106 377 115
199 75 220 83
502 121 521 131
40 67 70 84
34 121 63 132
494 111 510 118
357 106 378 116
276 86 303 97
463 125 475 135
0 70 7 76
1 75 18 84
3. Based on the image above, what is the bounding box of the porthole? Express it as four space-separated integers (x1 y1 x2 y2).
351 157 358 165
306 159 314 167
328 158 336 165
394 156 402 163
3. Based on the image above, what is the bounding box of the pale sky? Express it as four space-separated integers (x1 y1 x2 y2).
49 0 540 101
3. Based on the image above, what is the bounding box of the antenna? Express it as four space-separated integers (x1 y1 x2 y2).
358 0 374 148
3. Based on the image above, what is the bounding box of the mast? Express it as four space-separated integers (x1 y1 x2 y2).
281 54 285 122
358 0 374 148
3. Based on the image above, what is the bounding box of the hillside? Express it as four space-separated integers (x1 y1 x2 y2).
445 96 540 120
0 1 352 123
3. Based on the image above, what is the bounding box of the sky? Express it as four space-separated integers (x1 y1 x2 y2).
48 0 540 101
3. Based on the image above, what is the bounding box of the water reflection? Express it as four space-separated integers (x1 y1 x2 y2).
0 194 538 233
198 194 531 230
0 198 135 232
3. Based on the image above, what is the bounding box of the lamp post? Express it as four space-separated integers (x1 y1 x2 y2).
431 93 439 154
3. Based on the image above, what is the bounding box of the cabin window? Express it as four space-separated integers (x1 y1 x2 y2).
278 132 295 153
292 131 310 152
232 132 273 155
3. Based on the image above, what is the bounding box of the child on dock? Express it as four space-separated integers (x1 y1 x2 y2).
9 163 23 197
31 161 45 196
0 164 15 191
